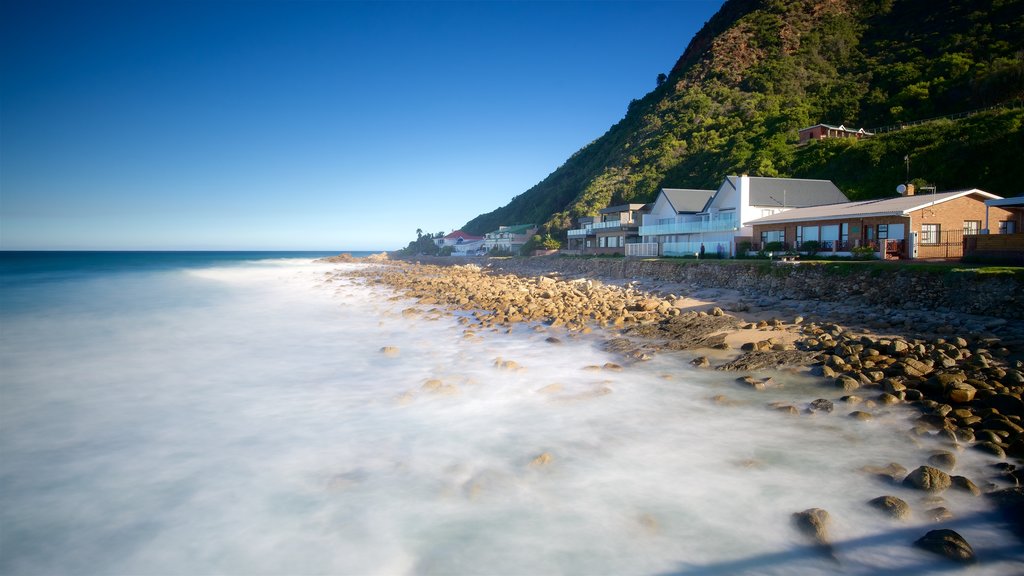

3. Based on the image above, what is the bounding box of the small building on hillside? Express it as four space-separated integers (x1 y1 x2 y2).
798 123 874 145
745 188 1011 260
483 224 537 254
632 176 849 257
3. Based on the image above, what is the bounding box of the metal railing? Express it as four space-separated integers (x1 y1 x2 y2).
639 214 738 236
625 243 659 257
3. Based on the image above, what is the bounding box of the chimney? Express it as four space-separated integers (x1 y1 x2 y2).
905 183 915 196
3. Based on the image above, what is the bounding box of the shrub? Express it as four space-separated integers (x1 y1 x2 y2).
736 240 753 258
851 245 878 260
800 240 821 256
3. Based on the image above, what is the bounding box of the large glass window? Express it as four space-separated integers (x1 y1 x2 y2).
963 220 981 235
877 224 888 240
760 230 784 245
921 223 940 244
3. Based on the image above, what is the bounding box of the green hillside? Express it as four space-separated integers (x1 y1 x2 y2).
462 0 1024 236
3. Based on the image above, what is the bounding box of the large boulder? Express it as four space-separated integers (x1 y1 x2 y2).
902 466 951 493
913 529 976 563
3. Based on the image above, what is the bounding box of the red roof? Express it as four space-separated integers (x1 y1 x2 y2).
444 230 483 241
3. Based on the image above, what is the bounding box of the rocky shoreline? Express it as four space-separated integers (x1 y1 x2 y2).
328 257 1023 565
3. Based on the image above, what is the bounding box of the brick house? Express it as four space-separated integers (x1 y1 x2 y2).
745 189 1012 259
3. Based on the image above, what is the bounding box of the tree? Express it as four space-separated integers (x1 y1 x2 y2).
657 73 667 87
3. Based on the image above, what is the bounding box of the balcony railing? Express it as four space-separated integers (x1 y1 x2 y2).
592 219 635 230
639 214 738 236
567 227 592 237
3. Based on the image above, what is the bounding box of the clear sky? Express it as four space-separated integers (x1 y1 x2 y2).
1 0 723 251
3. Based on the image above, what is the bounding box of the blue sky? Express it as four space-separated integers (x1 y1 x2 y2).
2 0 723 251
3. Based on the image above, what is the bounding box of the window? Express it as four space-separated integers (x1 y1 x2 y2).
999 220 1017 234
963 220 981 235
840 223 849 247
921 223 940 244
877 224 888 240
761 230 784 245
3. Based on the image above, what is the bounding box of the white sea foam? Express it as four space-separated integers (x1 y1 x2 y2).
1 260 1020 575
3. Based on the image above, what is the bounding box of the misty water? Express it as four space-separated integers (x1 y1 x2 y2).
1 254 1021 575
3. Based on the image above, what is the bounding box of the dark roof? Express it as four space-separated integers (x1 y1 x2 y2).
742 176 849 207
661 188 716 213
600 203 647 214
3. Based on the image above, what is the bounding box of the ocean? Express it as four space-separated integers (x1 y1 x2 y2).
0 251 1020 575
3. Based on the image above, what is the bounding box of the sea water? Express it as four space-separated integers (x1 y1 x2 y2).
0 252 1021 575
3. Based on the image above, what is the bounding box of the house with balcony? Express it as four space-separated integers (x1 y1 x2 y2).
482 224 537 254
631 176 848 257
746 188 1008 260
435 230 484 248
564 204 648 255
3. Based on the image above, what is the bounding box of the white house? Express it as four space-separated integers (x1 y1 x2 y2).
630 176 849 257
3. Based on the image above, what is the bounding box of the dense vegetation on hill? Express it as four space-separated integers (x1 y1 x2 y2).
462 0 1024 237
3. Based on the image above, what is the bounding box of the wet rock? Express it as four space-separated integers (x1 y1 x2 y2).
913 529 976 563
791 508 835 559
715 350 818 371
380 346 400 357
903 466 952 493
973 442 1007 458
926 507 954 522
927 451 957 471
849 411 873 421
949 475 981 496
528 452 553 468
545 336 562 344
986 487 1024 540
690 356 710 368
867 495 911 520
861 463 907 483
808 399 834 413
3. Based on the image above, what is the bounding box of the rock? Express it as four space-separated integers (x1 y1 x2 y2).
949 475 981 496
903 466 951 493
836 375 861 391
849 410 873 421
868 495 911 520
791 508 835 558
690 356 710 368
710 306 725 316
927 451 956 471
982 394 1024 417
901 358 934 378
545 336 562 344
913 529 976 563
987 487 1024 540
737 376 765 391
861 462 907 483
972 442 1007 458
536 383 563 394
926 507 954 522
380 346 400 357
528 452 553 468
808 399 834 413
947 383 976 404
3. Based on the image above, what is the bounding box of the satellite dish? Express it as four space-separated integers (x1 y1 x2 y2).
896 184 907 194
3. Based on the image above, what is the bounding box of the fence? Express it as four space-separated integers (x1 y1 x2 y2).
868 99 1023 134
917 230 968 259
625 243 659 258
